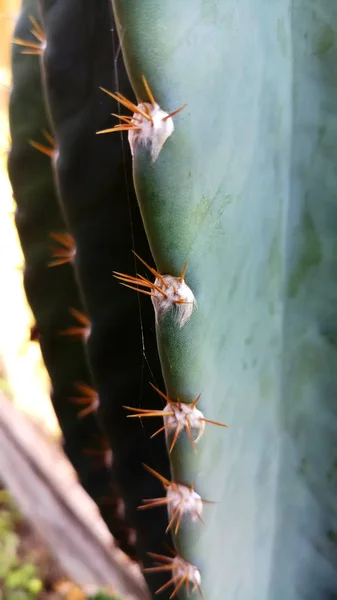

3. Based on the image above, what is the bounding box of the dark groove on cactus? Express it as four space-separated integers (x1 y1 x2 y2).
38 0 173 590
8 0 136 560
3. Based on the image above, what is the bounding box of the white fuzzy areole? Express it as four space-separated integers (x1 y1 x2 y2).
116 497 125 519
103 448 113 469
70 245 77 262
51 149 59 171
171 556 201 589
91 394 99 412
167 484 203 522
128 102 174 162
83 323 92 342
163 402 205 443
151 274 196 328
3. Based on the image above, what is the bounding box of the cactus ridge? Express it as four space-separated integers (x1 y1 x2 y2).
8 0 137 560
97 76 186 160
138 464 212 536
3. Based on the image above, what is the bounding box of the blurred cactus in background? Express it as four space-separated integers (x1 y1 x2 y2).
7 0 140 561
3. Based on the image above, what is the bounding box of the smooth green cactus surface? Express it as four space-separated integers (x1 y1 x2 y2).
111 1 337 599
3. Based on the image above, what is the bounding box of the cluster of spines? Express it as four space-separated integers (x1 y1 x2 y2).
13 15 45 54
125 382 227 454
13 24 97 421
97 74 186 162
97 74 186 135
145 549 203 599
139 464 214 535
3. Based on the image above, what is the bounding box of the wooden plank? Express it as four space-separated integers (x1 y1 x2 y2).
0 393 150 600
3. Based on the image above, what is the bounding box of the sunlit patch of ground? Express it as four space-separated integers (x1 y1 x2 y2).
0 5 59 435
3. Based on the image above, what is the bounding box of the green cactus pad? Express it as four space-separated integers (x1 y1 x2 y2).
111 1 337 598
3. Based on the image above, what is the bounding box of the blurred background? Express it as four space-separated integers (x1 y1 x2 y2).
0 0 59 435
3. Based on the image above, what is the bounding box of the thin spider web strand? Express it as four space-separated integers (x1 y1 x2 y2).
111 26 164 438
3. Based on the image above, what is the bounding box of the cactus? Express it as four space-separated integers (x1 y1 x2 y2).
7 0 337 599
38 0 172 590
104 2 336 599
7 0 136 559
